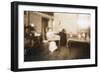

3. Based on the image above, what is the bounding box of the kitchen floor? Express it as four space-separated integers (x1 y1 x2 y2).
24 42 90 62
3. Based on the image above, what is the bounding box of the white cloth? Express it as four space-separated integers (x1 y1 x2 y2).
46 30 54 41
48 41 57 52
46 30 58 52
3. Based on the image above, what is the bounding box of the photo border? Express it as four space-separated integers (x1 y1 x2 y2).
11 1 98 72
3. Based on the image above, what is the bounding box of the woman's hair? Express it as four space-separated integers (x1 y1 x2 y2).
62 29 66 33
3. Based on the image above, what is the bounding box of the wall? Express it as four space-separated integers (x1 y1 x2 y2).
53 13 79 33
53 13 90 34
30 12 42 33
0 0 99 73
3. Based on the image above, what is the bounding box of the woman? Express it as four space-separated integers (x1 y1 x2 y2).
59 29 67 47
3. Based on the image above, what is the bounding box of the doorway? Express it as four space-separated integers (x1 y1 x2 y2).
42 17 49 40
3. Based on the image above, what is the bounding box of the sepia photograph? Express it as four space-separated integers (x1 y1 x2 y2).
11 1 97 71
24 11 91 62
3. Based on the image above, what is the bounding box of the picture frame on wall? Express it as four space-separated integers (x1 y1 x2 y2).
11 1 97 71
